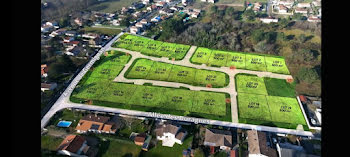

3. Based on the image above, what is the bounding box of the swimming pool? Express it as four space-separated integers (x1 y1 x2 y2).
57 121 72 128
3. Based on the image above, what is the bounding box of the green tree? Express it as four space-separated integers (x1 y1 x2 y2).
298 34 307 43
243 9 255 21
160 18 184 40
251 29 265 43
297 67 319 83
210 5 218 13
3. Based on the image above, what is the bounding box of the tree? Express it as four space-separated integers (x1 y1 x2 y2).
210 5 218 13
243 9 255 21
160 18 184 40
296 67 319 83
264 31 277 44
298 34 307 43
120 16 131 27
251 29 265 43
225 7 235 16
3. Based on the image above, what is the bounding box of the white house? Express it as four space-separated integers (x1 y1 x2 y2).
294 7 308 14
208 0 215 3
297 3 310 8
140 19 148 25
277 0 294 8
41 25 54 33
41 83 57 92
57 135 90 157
82 33 99 39
277 5 288 13
135 22 144 28
154 122 187 147
130 26 140 34
307 16 321 23
312 1 321 7
112 19 120 26
204 128 233 150
191 12 200 18
156 1 166 7
45 21 59 29
260 17 279 23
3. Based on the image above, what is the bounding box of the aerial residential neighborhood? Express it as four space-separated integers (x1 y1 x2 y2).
41 0 322 156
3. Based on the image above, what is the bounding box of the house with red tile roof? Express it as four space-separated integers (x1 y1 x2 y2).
41 64 48 78
57 135 90 157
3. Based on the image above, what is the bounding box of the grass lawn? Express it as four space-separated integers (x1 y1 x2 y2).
102 50 131 66
128 85 167 107
190 47 213 64
161 88 196 111
126 59 229 88
192 91 227 116
97 82 138 104
140 136 193 157
155 42 177 58
100 139 142 157
129 37 152 52
226 52 246 69
125 58 155 79
235 74 268 95
171 44 191 60
237 93 271 121
41 135 63 151
90 64 125 80
264 77 296 98
245 54 267 71
87 0 140 13
167 65 197 85
146 61 174 81
82 27 122 36
72 77 110 100
267 96 307 126
265 56 290 74
207 50 229 67
140 40 164 56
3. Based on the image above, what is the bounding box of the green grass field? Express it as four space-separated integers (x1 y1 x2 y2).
140 40 165 56
235 74 307 130
125 59 229 88
237 93 271 121
192 91 227 116
190 47 213 64
207 50 229 67
265 56 290 74
235 74 268 95
245 54 267 71
226 52 246 69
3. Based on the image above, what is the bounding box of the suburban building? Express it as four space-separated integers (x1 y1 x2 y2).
277 0 294 8
41 64 48 78
312 1 321 7
74 18 83 26
204 128 235 150
65 46 83 56
154 121 187 147
253 2 262 12
64 36 75 43
297 3 311 8
134 133 147 146
82 33 99 39
295 7 308 14
140 19 148 25
41 83 57 92
278 5 288 13
307 16 321 22
41 24 54 33
45 21 59 28
111 19 120 26
142 135 152 151
65 31 77 37
49 28 67 37
201 0 215 3
57 135 90 157
247 130 278 157
75 114 120 134
135 22 145 28
130 26 141 34
260 17 279 23
156 1 166 7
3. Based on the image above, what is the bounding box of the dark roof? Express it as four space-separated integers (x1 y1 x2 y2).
247 130 278 157
82 114 110 124
204 128 232 147
280 147 319 157
57 135 86 153
155 122 180 136
175 129 186 141
257 132 278 157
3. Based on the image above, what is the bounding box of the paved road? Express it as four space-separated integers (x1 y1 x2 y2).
41 33 316 137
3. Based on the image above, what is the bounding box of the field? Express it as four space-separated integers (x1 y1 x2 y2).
235 74 308 130
245 54 267 72
190 47 289 74
114 34 191 60
235 74 268 95
125 58 229 88
190 47 213 64
87 0 140 13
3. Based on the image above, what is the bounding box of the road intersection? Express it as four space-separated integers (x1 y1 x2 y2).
41 32 316 137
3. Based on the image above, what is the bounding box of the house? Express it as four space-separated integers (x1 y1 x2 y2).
49 28 67 37
151 16 161 22
46 21 59 28
277 142 320 157
130 26 140 34
277 0 294 8
64 36 75 43
312 1 321 7
230 149 238 157
299 95 307 103
253 2 262 12
247 130 278 157
208 0 215 3
121 7 130 14
204 128 234 150
41 64 48 78
67 41 80 47
307 16 321 23
57 135 90 157
278 5 288 13
170 6 178 11
295 7 308 14
65 31 77 37
75 114 120 134
134 133 147 146
154 121 187 147
190 12 200 18
89 37 103 47
140 19 148 25
112 19 120 26
297 3 311 8
74 18 83 26
182 0 187 5
41 83 57 92
41 24 54 33
260 17 279 23
156 1 166 7
82 33 99 39
135 22 145 28
66 46 83 56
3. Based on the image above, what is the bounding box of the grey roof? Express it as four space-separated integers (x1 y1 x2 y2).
154 122 180 136
82 114 110 123
280 147 320 157
247 130 278 157
204 128 232 147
